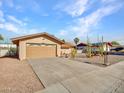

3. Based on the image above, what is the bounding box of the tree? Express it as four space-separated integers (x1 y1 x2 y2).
74 37 79 46
62 39 65 42
71 48 77 58
0 34 4 41
111 41 120 45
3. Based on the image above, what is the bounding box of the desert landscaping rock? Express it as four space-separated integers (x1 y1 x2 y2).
74 54 124 67
0 57 44 93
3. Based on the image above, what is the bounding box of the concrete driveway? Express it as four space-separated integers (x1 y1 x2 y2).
28 58 124 93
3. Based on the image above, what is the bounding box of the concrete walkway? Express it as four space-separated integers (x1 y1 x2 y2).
28 58 124 93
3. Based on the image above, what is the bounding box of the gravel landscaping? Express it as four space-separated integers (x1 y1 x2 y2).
0 57 44 93
72 53 124 67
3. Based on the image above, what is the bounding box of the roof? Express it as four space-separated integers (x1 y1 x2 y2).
61 42 74 49
11 32 64 45
77 43 87 47
92 42 112 47
77 42 113 47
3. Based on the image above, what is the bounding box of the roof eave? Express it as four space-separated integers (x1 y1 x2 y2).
11 32 64 44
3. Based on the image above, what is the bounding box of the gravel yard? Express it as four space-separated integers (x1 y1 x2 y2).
0 57 44 93
73 54 124 67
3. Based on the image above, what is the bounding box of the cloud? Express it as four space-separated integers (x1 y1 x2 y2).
55 0 89 17
59 30 68 36
0 23 3 28
0 22 45 35
0 0 41 13
0 22 19 33
15 0 41 13
79 4 122 27
4 23 18 32
58 0 123 38
0 11 40 34
7 15 25 26
0 10 3 17
0 10 5 22
0 0 45 36
15 5 24 12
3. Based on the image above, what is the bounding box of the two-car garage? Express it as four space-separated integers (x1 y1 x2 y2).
26 43 57 59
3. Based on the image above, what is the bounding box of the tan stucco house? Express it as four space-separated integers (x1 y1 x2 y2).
11 32 73 60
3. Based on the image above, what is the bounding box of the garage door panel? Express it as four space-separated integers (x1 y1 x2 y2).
26 46 56 59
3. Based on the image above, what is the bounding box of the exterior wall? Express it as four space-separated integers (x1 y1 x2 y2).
19 36 61 60
103 44 111 52
77 50 82 53
0 49 8 57
19 41 26 60
57 45 61 56
61 48 72 55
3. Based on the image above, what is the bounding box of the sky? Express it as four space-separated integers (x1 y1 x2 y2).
0 0 124 44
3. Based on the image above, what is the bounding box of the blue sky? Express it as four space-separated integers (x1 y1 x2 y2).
0 0 124 44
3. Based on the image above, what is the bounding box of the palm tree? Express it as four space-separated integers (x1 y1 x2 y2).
62 39 65 43
74 37 79 47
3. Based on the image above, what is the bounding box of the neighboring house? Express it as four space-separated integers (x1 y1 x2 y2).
77 43 87 49
77 42 112 53
0 43 16 57
77 43 87 53
11 32 73 60
92 42 112 52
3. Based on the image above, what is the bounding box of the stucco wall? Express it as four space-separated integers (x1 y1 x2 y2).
103 44 111 52
61 48 72 55
19 36 61 60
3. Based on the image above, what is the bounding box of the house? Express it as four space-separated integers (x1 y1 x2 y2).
11 32 73 60
92 42 112 52
77 42 112 53
77 43 87 53
77 43 87 49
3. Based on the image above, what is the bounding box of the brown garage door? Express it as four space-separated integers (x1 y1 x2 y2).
26 44 56 59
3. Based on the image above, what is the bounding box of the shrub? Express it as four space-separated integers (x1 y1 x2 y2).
71 48 77 58
8 47 17 56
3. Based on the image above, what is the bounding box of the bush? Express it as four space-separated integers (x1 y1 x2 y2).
71 48 77 58
8 47 17 56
